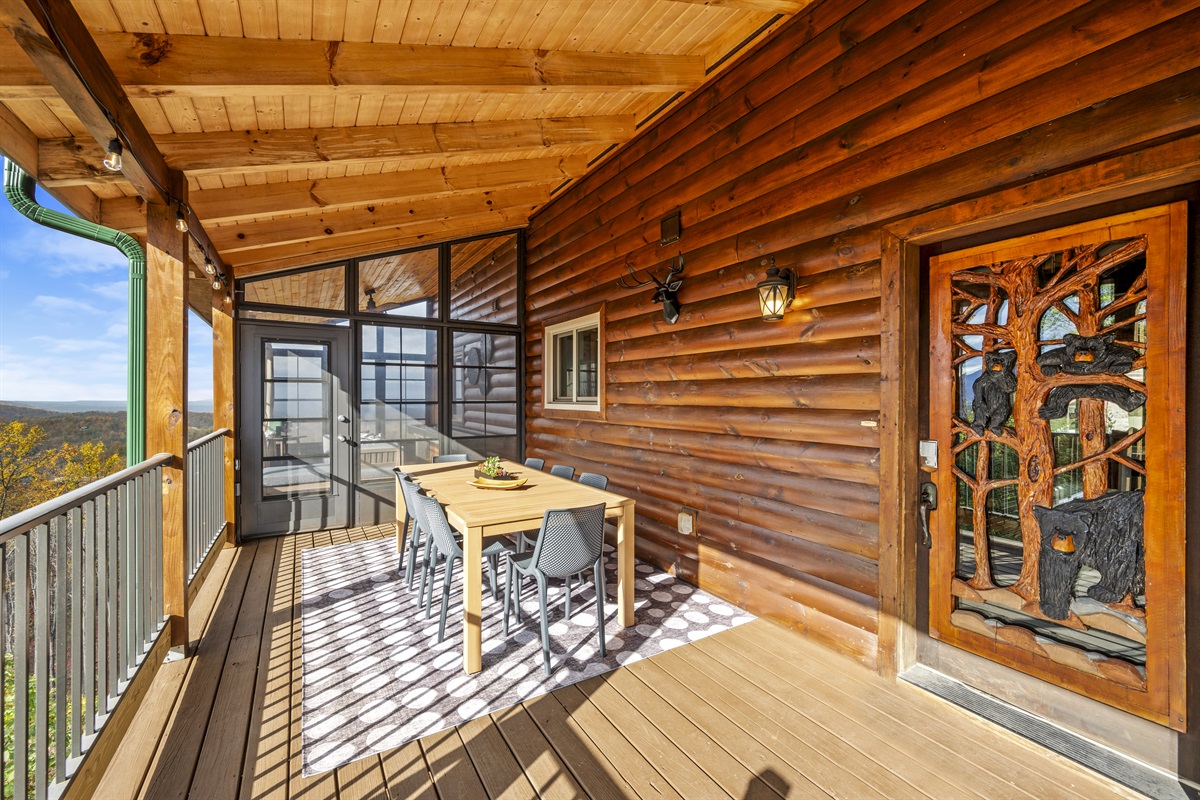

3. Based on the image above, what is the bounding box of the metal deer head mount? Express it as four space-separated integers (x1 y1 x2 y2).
616 254 685 324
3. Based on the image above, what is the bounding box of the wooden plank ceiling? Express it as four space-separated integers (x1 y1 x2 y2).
0 0 802 289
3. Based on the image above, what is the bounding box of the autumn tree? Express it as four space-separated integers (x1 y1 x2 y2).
0 421 54 518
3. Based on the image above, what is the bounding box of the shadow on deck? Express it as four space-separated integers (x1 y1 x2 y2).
91 526 1141 800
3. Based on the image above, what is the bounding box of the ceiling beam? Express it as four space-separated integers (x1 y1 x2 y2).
661 0 813 11
100 154 588 229
231 214 530 276
211 183 552 253
0 100 99 220
0 32 705 99
39 115 632 179
0 0 227 272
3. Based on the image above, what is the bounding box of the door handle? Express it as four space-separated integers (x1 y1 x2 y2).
337 434 357 446
918 482 938 549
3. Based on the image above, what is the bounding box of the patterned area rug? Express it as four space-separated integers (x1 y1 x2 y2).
300 537 754 775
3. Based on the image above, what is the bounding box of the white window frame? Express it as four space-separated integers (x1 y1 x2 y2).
543 312 601 412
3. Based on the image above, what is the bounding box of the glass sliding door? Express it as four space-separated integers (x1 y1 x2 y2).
451 330 519 460
356 324 440 522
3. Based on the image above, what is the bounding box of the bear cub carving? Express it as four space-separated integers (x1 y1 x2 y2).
1035 333 1139 377
1034 490 1144 620
970 350 1017 435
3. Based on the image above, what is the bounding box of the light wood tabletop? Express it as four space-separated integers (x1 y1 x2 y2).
396 459 636 674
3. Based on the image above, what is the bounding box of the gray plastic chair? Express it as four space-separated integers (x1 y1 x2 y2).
578 472 609 491
524 457 545 470
397 474 427 591
549 464 575 480
433 453 470 463
411 492 512 642
503 503 607 676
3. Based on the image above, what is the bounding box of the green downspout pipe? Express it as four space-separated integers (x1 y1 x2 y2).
4 158 146 464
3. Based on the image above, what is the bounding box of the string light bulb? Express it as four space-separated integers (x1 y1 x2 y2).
102 138 123 172
203 256 216 276
212 277 222 291
175 205 189 233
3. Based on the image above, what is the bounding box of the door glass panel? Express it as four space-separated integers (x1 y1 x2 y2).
451 331 518 459
450 234 518 324
261 341 331 497
359 324 440 499
244 265 346 310
359 248 439 318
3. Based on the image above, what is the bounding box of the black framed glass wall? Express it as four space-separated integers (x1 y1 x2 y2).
235 230 524 527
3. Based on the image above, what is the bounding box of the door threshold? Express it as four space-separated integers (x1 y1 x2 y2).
900 664 1193 800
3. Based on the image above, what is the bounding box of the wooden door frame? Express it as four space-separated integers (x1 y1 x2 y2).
875 135 1199 679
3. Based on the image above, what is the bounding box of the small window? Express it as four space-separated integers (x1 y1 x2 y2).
544 312 601 411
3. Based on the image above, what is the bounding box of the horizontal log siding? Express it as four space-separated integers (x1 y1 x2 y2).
523 0 1200 665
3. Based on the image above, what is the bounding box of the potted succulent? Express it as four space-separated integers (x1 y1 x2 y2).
474 456 517 481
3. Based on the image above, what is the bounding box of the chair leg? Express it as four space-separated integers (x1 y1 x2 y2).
397 514 410 576
406 524 422 590
438 555 456 643
594 560 606 657
486 554 499 601
424 548 440 619
537 576 552 677
503 559 514 635
417 541 430 610
563 574 572 619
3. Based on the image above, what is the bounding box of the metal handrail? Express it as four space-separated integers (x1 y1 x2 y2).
0 453 172 545
188 428 230 450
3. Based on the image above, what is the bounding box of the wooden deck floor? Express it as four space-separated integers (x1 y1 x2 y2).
92 526 1144 800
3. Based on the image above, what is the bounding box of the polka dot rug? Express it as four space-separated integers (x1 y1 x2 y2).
300 537 755 775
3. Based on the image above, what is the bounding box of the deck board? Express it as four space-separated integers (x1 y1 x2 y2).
93 527 1145 799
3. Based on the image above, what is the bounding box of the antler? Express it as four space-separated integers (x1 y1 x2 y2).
616 263 661 289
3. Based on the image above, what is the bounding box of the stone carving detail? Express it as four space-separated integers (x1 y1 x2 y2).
1035 333 1139 377
1038 384 1147 420
1034 491 1145 620
970 350 1017 435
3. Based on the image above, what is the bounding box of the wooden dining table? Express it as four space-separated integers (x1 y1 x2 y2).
397 460 636 674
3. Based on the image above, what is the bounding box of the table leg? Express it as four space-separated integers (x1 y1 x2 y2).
462 526 483 674
617 504 635 626
394 478 404 554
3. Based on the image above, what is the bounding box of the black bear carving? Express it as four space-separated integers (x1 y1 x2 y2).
970 350 1017 435
1034 490 1145 620
1036 333 1139 377
1038 384 1147 420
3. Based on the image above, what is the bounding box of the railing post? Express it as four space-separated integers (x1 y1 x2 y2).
212 286 237 545
145 198 189 653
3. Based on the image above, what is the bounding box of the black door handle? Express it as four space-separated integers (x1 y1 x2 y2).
918 482 938 549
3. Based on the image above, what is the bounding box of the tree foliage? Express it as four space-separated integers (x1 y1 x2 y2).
0 421 125 519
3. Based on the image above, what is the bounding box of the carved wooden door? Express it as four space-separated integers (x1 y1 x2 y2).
927 204 1186 729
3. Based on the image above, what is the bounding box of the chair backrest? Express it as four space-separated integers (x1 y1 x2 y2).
578 472 608 491
397 475 422 526
549 464 575 480
530 503 607 579
411 492 461 557
433 453 470 463
524 457 545 470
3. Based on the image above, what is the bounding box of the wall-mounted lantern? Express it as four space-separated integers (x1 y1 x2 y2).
756 257 794 321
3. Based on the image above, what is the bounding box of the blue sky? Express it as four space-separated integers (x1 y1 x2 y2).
0 183 213 407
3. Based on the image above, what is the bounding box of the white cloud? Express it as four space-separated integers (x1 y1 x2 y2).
0 342 127 402
27 335 122 354
104 323 129 340
32 295 103 315
90 280 129 301
5 227 128 277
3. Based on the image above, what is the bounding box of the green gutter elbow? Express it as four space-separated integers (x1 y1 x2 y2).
3 158 147 464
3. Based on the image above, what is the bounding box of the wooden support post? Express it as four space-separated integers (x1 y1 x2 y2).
877 232 920 679
145 200 189 651
211 286 236 546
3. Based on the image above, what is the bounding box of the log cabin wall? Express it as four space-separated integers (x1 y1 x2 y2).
522 0 1200 667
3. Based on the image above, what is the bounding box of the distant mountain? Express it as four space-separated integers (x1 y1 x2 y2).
3 399 214 414
3 400 128 414
0 403 216 455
